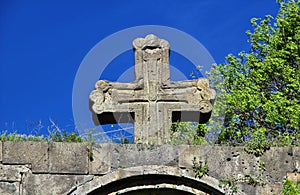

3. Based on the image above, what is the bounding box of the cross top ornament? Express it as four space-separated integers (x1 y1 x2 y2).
89 34 215 144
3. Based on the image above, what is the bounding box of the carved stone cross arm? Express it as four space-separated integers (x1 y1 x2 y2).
89 34 215 144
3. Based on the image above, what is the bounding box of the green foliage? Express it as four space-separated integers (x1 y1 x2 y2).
220 174 264 194
0 130 84 143
244 127 270 156
120 138 130 144
192 157 208 179
219 178 238 194
244 175 259 186
84 128 97 161
0 131 44 142
48 128 84 142
208 0 300 153
283 179 300 195
169 122 209 145
259 161 266 173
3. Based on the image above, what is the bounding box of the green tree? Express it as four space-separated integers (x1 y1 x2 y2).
208 0 300 153
169 122 209 145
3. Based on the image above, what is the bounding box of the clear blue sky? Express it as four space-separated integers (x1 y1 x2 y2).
0 0 279 137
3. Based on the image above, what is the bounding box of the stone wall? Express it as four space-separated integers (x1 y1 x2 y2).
0 141 298 194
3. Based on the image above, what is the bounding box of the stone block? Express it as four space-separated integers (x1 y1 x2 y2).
142 145 178 165
178 145 211 168
234 149 261 177
258 183 282 195
201 146 239 179
235 183 258 195
178 145 260 180
89 144 111 174
292 147 300 172
22 174 91 195
2 141 48 172
49 142 88 174
0 164 30 182
223 147 260 176
111 144 178 169
261 147 294 182
0 182 19 195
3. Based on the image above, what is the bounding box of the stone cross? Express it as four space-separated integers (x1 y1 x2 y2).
89 34 215 144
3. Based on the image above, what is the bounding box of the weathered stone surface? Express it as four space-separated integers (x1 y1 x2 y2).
89 144 111 174
261 147 294 182
0 164 30 182
287 172 300 182
0 142 296 194
72 165 224 195
205 146 241 179
292 147 300 172
232 148 261 177
179 146 260 179
49 142 88 174
178 145 210 168
258 183 282 195
89 34 215 144
235 183 258 195
179 145 264 190
2 141 48 172
111 144 178 169
22 174 91 195
105 183 209 195
0 182 19 195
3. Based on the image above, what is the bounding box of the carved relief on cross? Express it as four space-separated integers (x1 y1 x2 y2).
89 34 215 144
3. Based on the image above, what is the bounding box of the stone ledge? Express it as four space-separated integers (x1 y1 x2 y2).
2 142 89 174
0 141 299 195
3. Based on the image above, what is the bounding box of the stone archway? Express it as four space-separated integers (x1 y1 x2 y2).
70 165 225 195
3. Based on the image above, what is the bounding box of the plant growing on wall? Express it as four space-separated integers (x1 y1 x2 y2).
192 157 208 179
283 179 300 195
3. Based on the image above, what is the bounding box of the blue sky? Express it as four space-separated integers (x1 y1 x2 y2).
0 0 279 138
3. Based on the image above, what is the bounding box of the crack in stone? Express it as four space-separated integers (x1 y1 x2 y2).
66 175 95 195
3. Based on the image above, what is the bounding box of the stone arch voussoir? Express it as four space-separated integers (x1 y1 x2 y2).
69 165 225 195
